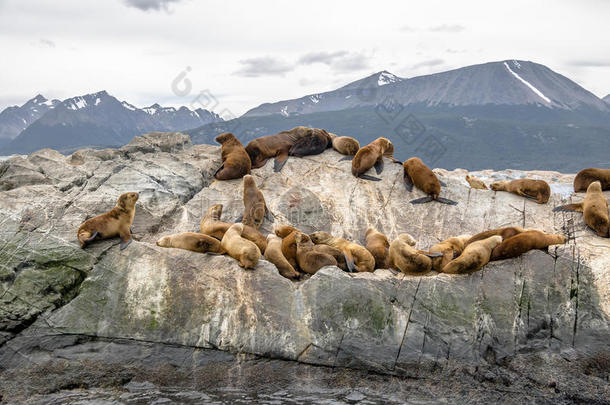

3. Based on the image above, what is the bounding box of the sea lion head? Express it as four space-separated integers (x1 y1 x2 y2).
118 192 139 210
587 180 602 193
490 181 506 191
274 225 297 238
243 174 255 187
309 231 332 244
396 233 416 246
156 235 172 248
215 132 236 145
206 204 223 220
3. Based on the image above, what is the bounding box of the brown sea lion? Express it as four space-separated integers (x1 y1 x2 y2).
221 223 261 269
275 225 300 269
429 234 472 272
465 175 488 190
241 175 273 229
245 127 331 172
309 231 375 272
490 230 566 260
214 132 251 180
199 204 267 253
345 137 399 181
442 235 502 274
77 192 139 250
156 232 225 254
328 132 360 156
490 179 550 204
465 227 528 247
554 181 609 237
365 227 390 269
295 232 338 275
312 244 349 272
264 234 300 280
573 168 610 192
403 157 457 205
388 233 442 275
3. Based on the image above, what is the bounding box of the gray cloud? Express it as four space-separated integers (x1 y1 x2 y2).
331 53 370 72
411 58 445 69
122 0 184 12
568 60 610 67
297 51 348 65
234 57 293 77
429 24 465 33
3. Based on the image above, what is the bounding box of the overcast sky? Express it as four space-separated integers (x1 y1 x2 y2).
1 0 609 116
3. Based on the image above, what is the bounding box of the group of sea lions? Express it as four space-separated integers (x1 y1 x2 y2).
76 128 609 280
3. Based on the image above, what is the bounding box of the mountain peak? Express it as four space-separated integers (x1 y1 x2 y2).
603 94 610 103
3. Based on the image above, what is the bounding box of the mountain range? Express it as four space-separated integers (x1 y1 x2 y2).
187 60 610 171
0 91 222 154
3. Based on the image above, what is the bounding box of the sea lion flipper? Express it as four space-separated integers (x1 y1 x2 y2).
403 171 414 192
439 180 447 187
85 231 100 243
359 174 382 181
344 252 356 273
274 153 289 172
553 203 583 213
120 239 132 250
410 196 433 204
390 157 403 165
264 207 275 222
435 197 458 206
423 251 444 258
339 156 354 162
213 163 224 178
374 159 384 175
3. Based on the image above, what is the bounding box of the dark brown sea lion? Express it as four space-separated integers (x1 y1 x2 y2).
403 157 457 205
214 132 251 180
77 192 139 250
345 137 399 181
275 225 300 269
573 168 610 192
554 181 609 237
490 230 566 260
490 179 550 204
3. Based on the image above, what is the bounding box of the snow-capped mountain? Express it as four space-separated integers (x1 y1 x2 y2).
0 91 223 154
244 61 608 117
0 95 60 142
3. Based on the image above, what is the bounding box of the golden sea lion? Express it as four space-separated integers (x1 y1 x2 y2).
156 232 225 254
309 231 375 272
429 234 472 272
221 223 261 269
554 181 609 237
264 234 300 280
295 232 338 275
241 175 273 229
490 179 550 204
442 235 502 274
199 204 267 253
245 127 331 172
365 227 390 269
275 225 299 269
490 230 566 260
77 192 139 250
573 168 610 192
328 132 360 156
465 227 528 247
214 132 251 180
403 157 457 205
465 175 488 190
346 137 399 181
388 233 442 275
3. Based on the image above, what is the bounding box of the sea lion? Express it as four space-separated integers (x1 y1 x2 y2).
264 234 300 280
156 232 225 254
465 175 488 190
214 132 251 180
490 179 550 204
295 232 338 275
365 227 390 269
490 230 566 260
441 235 502 274
77 192 139 250
328 132 360 156
465 227 528 247
311 244 349 272
346 137 399 181
241 175 273 229
199 204 267 253
429 234 472 272
220 223 261 269
275 225 300 269
309 231 375 272
403 157 457 205
245 127 331 172
573 168 610 192
388 233 442 275
554 181 609 237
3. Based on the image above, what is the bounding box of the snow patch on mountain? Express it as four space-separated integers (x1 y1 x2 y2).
378 71 402 86
504 62 551 104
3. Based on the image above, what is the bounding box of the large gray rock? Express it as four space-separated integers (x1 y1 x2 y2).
0 132 608 387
